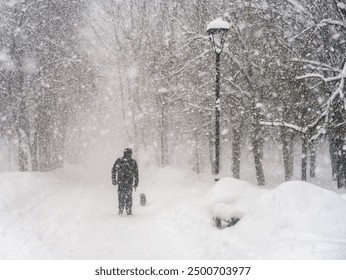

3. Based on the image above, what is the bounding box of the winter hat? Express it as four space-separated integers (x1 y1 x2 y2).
124 148 132 158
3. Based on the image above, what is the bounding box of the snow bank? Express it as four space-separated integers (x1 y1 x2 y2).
241 181 346 233
205 178 346 259
236 181 346 241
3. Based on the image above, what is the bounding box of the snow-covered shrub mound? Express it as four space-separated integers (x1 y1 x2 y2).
204 177 266 221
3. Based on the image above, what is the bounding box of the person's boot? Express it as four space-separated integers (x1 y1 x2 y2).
118 209 123 215
126 209 132 215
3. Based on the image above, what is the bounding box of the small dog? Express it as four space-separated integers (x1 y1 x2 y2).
140 193 146 206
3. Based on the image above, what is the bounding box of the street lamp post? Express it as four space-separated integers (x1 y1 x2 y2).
157 87 168 167
206 18 229 179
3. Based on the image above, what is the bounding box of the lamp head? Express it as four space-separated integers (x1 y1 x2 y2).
206 18 230 54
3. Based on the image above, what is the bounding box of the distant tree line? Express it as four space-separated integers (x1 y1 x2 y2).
1 0 346 189
84 0 346 188
0 0 96 171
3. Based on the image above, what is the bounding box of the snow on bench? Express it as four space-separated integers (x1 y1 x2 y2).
204 177 266 229
212 203 244 228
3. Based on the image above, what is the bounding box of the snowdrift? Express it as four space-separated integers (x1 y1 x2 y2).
205 178 346 259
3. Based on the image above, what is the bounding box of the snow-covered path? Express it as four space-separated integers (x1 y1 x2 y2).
0 167 230 259
1 165 346 260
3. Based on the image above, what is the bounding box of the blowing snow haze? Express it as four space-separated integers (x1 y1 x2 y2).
1 0 346 259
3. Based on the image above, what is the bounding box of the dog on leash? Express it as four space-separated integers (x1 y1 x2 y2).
140 193 146 206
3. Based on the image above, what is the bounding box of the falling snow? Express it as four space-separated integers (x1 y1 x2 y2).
1 0 346 260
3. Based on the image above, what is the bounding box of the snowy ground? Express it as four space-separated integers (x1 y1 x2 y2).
1 162 346 260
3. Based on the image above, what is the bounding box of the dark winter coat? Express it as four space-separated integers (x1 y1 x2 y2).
112 156 139 189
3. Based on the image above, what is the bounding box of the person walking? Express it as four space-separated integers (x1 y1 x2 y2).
111 148 139 215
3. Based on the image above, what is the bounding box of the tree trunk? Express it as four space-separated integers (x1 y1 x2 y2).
51 124 66 170
232 125 241 179
251 119 265 186
30 130 39 171
329 105 346 187
329 137 338 180
156 89 169 167
37 103 52 172
192 130 200 174
253 139 265 185
38 134 52 172
134 77 149 149
17 99 29 172
7 137 12 171
337 155 346 189
301 135 308 181
208 130 214 174
281 127 294 181
309 142 316 178
118 67 132 142
161 101 169 167
335 133 346 189
250 84 265 186
18 137 28 171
